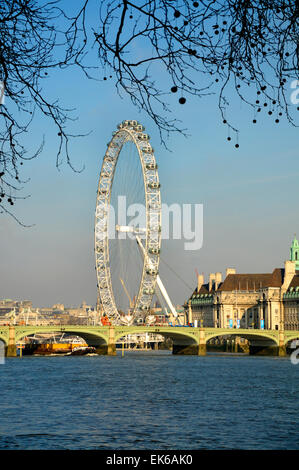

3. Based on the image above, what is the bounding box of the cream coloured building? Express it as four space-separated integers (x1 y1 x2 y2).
186 237 299 331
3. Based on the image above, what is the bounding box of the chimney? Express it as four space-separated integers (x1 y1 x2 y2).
226 268 236 277
197 273 204 293
209 273 215 292
215 272 222 290
282 260 296 291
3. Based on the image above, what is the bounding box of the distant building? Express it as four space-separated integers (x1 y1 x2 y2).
186 237 299 331
80 301 94 312
149 305 185 325
0 296 100 325
0 299 32 316
52 303 65 311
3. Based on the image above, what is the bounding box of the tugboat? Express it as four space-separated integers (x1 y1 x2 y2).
31 334 94 355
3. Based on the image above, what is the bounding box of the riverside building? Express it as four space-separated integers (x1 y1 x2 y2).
186 236 299 331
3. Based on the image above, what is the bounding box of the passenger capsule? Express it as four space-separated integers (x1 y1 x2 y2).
138 133 150 141
148 247 160 255
148 182 160 189
146 267 158 275
146 163 158 170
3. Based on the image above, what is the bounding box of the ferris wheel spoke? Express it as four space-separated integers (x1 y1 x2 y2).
115 225 146 234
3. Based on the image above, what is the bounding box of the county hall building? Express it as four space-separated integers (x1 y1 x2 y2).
186 236 299 331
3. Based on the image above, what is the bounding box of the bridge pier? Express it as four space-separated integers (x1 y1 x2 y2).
249 345 281 356
6 326 17 357
95 327 116 356
108 326 116 356
198 328 206 356
172 329 206 356
172 344 207 356
278 329 286 357
248 329 286 356
173 344 200 355
278 345 287 357
198 343 207 356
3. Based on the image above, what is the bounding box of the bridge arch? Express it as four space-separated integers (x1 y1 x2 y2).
14 326 109 348
205 329 279 346
284 334 299 346
0 333 8 347
114 327 199 346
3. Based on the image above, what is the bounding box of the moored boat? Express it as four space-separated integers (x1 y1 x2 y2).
31 334 91 355
67 346 97 356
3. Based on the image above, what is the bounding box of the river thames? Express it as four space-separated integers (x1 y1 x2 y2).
0 352 298 450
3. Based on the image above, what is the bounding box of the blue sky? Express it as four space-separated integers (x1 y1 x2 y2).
0 4 298 308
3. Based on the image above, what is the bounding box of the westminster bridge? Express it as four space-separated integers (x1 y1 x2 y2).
1 325 299 357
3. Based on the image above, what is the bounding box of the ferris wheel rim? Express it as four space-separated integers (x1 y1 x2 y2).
94 120 162 324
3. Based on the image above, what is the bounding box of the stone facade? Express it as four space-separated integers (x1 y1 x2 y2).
283 273 299 330
186 248 299 331
0 299 32 315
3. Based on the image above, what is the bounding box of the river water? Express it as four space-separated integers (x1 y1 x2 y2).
0 351 298 450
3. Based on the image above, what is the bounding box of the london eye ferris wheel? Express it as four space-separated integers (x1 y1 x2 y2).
94 120 162 325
